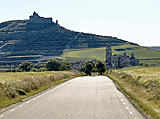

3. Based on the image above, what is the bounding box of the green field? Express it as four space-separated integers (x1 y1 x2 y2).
63 45 160 64
140 60 160 64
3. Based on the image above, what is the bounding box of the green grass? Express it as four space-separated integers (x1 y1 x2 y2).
140 60 160 64
63 47 106 61
5 55 43 58
63 45 160 62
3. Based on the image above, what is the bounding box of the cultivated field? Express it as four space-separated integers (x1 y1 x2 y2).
63 45 160 64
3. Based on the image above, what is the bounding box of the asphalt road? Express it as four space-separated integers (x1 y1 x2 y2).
0 76 144 119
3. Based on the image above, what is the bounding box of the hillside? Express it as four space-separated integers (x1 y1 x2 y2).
63 45 160 64
0 20 133 54
0 19 138 64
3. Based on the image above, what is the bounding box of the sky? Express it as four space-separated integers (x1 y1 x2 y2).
0 0 160 46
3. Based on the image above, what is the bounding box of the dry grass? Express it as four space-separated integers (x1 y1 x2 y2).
0 70 81 109
106 66 160 118
0 71 69 82
121 66 160 84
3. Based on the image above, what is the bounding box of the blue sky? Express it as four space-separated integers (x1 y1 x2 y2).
0 0 160 46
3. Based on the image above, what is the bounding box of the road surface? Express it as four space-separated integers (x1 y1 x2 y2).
0 76 144 119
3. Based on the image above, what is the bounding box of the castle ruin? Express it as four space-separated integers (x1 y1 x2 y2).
28 11 53 23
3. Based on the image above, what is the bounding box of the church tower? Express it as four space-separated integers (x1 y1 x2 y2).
106 45 112 62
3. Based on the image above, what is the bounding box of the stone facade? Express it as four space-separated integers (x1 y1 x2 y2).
106 45 139 68
28 11 53 23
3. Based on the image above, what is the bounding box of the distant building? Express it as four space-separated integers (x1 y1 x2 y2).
105 45 139 68
28 11 53 23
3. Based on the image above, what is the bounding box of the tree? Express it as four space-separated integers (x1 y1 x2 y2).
59 61 72 71
95 61 106 75
20 61 33 72
86 60 95 67
45 59 61 71
84 62 94 76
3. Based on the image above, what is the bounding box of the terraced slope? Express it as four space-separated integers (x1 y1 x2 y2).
0 20 137 55
0 20 139 64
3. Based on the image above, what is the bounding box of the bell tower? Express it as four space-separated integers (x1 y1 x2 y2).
106 45 112 62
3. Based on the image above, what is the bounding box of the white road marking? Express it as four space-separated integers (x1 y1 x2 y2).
0 115 4 118
126 107 129 109
41 94 44 96
120 99 123 101
32 98 35 100
119 97 121 98
129 112 133 115
123 103 126 105
10 109 15 112
26 101 30 103
19 105 23 107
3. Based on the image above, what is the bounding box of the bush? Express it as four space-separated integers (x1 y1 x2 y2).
64 74 69 78
45 59 61 71
60 62 72 71
20 61 33 72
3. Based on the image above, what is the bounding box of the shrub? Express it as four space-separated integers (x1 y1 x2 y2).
64 74 69 78
60 62 72 71
54 74 64 81
48 75 55 81
45 59 61 71
20 61 33 72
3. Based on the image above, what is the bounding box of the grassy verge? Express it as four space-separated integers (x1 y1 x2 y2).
105 67 160 119
0 70 82 110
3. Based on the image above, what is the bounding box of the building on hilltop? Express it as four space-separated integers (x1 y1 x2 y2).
105 45 139 68
28 11 53 23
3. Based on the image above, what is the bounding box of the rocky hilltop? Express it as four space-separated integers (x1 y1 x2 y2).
0 12 138 61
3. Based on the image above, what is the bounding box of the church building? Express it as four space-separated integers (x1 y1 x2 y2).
105 45 139 68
